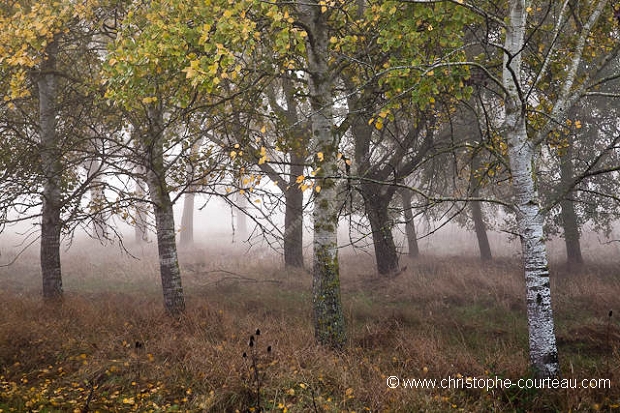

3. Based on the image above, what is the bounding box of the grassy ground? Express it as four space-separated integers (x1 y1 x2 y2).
0 241 619 412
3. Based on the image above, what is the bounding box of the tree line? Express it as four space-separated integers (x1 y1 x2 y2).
1 0 620 379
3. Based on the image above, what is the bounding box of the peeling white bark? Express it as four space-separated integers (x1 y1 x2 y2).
503 0 559 378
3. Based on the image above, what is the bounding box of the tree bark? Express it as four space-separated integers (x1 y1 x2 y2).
471 199 492 261
401 189 419 258
284 152 305 267
179 192 195 247
297 0 346 348
134 169 149 244
559 140 583 266
362 185 399 275
180 137 203 247
503 0 559 378
39 40 63 300
560 198 583 266
86 158 108 240
138 109 185 316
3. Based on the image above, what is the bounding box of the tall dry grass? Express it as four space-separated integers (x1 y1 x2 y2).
0 240 618 412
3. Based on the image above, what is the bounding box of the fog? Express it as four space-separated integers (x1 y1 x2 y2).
3 192 620 270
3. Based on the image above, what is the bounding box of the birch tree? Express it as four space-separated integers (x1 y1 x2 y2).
293 0 346 348
0 1 123 298
498 0 619 377
500 0 560 378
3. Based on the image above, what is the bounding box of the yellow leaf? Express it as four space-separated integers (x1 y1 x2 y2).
296 175 305 184
315 186 321 193
317 152 324 162
122 397 135 405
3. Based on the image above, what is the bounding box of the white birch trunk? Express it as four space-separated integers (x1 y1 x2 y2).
297 0 346 348
503 0 559 378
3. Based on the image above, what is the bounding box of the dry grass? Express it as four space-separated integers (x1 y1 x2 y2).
0 241 619 412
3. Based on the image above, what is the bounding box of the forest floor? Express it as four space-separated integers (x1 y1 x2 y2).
0 242 619 412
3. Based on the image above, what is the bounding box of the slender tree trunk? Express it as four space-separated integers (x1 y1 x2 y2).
503 0 559 378
297 0 346 348
471 200 492 261
362 187 399 275
284 153 304 268
134 170 149 244
139 109 185 316
236 192 248 239
180 137 203 247
560 198 583 266
559 140 583 266
469 154 492 261
147 182 185 316
180 192 195 247
39 40 63 299
86 158 108 240
401 189 419 258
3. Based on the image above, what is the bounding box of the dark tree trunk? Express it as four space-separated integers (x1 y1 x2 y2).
149 191 186 315
284 154 304 268
400 189 419 258
471 200 492 261
86 158 108 239
139 108 185 316
559 141 583 266
179 138 203 247
560 199 583 266
363 185 399 275
39 40 63 299
469 153 492 261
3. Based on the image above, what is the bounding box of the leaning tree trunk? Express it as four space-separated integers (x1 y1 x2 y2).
297 0 346 348
139 110 185 316
39 40 63 300
471 195 492 261
470 154 492 261
559 139 583 266
362 186 399 275
503 0 559 378
401 189 419 258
